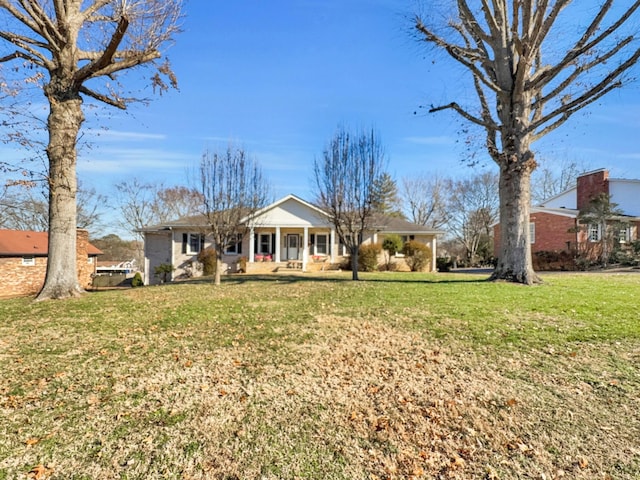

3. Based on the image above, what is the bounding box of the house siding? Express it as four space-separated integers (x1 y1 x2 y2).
144 232 173 285
142 195 443 280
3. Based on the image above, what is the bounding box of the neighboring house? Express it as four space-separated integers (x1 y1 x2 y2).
141 194 444 285
96 259 138 275
0 229 102 298
493 169 640 259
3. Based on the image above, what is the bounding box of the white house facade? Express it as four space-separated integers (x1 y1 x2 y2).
141 194 444 285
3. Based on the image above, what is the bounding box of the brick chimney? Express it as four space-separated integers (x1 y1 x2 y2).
576 169 609 210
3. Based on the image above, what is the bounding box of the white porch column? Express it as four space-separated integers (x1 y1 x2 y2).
249 227 255 263
302 226 309 271
170 230 176 282
330 228 336 263
431 236 437 272
275 227 281 262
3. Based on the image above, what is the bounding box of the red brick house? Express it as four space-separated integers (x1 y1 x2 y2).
0 229 102 298
494 169 640 264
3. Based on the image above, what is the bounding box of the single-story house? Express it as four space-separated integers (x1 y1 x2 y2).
0 229 102 297
493 169 640 260
141 194 445 285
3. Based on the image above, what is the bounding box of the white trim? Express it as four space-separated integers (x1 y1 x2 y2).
258 232 272 254
588 224 601 242
244 194 331 224
529 222 536 244
314 233 328 255
224 233 243 255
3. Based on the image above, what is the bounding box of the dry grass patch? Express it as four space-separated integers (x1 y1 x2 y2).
1 273 639 479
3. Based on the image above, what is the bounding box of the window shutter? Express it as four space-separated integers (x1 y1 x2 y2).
271 233 276 254
200 234 205 251
182 233 187 254
238 235 243 254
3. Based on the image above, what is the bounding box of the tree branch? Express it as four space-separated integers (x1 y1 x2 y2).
0 30 50 68
415 16 501 93
532 45 640 136
530 0 640 90
75 14 129 83
78 85 127 109
429 101 494 130
533 35 633 111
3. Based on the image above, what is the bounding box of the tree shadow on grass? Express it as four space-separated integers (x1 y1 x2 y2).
177 271 493 287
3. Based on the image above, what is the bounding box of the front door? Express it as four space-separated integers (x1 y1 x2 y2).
286 234 299 260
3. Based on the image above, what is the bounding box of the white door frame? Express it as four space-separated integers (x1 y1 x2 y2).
286 234 300 260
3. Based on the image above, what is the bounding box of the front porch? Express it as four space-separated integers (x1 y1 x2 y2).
240 259 337 274
245 226 337 273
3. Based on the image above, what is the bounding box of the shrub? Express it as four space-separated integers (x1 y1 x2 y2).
609 249 639 266
532 250 577 271
197 247 217 276
131 272 144 287
237 256 247 273
382 234 403 256
403 241 432 272
358 243 382 272
154 263 175 283
436 257 452 272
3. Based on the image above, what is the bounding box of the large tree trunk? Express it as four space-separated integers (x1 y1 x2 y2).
36 91 84 300
215 252 222 286
351 248 359 281
490 160 542 285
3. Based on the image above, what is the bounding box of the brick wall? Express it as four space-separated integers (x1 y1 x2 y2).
530 212 577 252
0 256 48 297
493 213 578 258
0 230 98 298
577 170 609 210
76 229 98 290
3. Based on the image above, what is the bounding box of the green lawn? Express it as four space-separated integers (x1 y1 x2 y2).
1 272 639 479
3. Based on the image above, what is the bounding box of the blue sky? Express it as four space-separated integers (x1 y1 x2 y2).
4 1 640 208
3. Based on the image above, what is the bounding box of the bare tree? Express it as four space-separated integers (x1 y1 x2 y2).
0 185 48 231
116 178 164 241
91 233 141 263
314 127 386 281
447 171 499 265
531 158 586 204
0 180 105 232
415 1 640 284
0 1 182 299
198 145 270 286
153 185 204 223
401 173 450 228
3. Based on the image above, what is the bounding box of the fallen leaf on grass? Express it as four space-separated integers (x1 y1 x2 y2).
28 464 52 479
25 437 39 446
